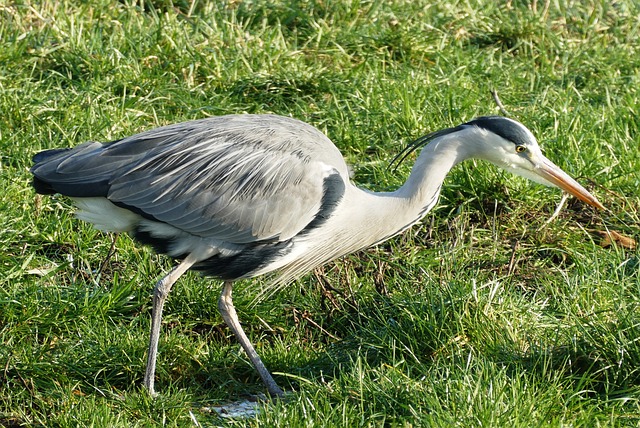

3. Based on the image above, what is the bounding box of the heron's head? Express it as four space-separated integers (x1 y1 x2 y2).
396 116 604 209
458 116 603 209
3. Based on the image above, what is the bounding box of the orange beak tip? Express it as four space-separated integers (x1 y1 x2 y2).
577 194 605 211
586 197 605 211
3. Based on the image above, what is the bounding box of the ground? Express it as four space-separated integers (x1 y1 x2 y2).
0 1 639 426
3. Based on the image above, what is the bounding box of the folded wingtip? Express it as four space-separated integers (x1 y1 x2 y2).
32 148 71 165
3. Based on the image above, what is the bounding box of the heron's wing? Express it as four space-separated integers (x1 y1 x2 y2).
31 115 350 243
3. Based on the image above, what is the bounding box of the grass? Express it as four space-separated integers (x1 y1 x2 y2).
1 0 639 426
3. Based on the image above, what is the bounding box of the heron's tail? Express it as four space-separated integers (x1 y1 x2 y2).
31 148 72 195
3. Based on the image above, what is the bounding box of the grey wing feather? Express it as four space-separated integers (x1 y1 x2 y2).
31 114 350 243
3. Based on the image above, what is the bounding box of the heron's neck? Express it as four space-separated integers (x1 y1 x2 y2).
393 136 467 212
287 138 469 277
344 136 468 247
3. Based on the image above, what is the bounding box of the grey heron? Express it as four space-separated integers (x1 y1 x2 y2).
30 114 604 397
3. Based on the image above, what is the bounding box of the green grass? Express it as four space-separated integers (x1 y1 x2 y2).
1 0 639 426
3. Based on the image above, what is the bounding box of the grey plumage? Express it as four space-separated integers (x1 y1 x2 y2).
32 115 350 281
31 113 603 396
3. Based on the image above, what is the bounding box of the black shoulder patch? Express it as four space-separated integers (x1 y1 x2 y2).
464 116 532 146
298 172 345 236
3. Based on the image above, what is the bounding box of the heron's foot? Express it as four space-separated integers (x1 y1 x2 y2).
143 372 157 397
206 391 292 418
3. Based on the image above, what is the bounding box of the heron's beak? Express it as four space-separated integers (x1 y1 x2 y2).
534 156 605 210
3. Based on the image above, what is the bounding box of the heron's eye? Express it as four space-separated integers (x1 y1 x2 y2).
515 145 526 153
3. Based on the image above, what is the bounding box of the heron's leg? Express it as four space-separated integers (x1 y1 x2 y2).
218 281 284 397
144 254 199 395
